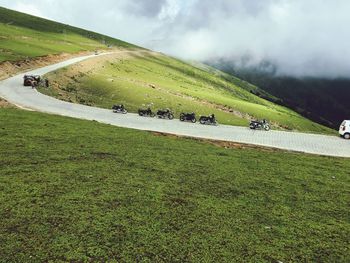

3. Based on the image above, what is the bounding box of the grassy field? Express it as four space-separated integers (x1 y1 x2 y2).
0 7 136 62
0 108 349 262
41 53 334 133
1 4 348 263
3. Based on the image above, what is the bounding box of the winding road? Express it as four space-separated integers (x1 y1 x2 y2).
0 53 349 157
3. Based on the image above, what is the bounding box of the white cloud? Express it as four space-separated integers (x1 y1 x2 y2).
0 0 350 77
158 0 180 20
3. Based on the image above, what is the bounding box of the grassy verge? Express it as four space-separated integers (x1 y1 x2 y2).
0 108 349 262
40 53 334 134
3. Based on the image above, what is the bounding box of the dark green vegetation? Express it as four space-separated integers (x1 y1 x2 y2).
0 7 136 62
40 53 333 133
246 76 350 130
208 59 350 129
0 108 349 262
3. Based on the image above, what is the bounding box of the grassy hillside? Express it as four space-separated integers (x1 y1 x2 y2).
40 52 333 133
0 108 349 262
0 7 333 134
208 59 350 129
190 60 281 103
240 75 350 129
0 7 136 62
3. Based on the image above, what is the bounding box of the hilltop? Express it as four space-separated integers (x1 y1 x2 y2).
0 6 136 63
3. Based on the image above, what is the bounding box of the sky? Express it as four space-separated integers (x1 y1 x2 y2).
1 0 350 78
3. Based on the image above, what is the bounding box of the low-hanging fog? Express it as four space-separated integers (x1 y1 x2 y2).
1 0 350 78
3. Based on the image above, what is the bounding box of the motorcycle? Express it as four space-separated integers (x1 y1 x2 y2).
180 112 197 123
23 75 41 87
138 107 155 117
112 104 128 114
156 109 174 120
199 114 218 126
249 119 270 131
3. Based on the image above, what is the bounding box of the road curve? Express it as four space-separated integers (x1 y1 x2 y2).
0 53 349 158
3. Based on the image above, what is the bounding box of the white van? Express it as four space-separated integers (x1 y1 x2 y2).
339 120 350 139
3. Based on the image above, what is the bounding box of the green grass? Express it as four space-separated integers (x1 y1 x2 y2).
0 7 137 62
41 53 334 134
0 108 349 262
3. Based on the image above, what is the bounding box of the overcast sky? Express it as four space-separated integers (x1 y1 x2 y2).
1 0 350 77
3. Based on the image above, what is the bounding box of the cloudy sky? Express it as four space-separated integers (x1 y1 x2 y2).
1 0 350 77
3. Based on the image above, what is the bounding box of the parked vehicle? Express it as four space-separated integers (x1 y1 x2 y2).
23 75 41 87
138 107 155 117
156 109 174 120
112 104 127 114
339 120 350 139
199 114 218 126
249 119 270 131
180 112 196 123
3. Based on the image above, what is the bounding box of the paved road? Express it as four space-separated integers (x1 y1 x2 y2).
0 53 349 157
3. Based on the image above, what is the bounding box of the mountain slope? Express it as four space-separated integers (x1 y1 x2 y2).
246 76 350 129
40 51 333 133
0 7 332 133
0 6 136 62
208 59 349 129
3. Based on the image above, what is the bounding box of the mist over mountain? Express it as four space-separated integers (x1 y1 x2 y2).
153 0 350 79
208 58 350 128
1 0 350 79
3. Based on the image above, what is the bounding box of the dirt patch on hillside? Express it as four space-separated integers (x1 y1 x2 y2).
0 52 83 80
0 98 15 108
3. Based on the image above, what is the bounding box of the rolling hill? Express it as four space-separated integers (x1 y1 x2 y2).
0 6 136 62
